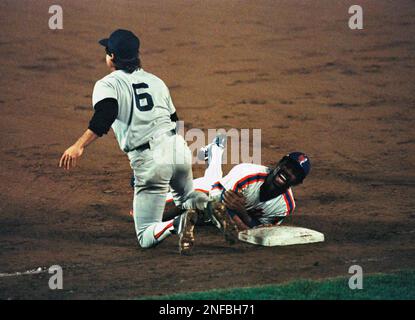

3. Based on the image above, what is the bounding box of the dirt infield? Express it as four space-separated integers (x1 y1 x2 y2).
0 0 414 299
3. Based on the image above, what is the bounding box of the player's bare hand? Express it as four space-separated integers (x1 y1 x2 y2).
59 144 84 170
223 190 246 213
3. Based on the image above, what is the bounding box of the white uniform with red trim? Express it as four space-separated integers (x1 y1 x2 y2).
165 158 296 225
210 163 296 225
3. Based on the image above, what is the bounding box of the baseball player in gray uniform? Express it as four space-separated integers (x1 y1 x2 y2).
59 29 208 255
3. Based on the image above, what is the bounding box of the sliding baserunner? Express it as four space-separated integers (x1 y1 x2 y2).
131 134 311 244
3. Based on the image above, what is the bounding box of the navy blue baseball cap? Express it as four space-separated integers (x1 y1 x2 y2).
99 29 140 60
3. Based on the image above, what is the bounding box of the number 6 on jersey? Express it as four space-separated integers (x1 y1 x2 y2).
133 82 154 111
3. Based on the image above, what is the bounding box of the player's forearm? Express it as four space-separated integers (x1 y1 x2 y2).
74 129 99 148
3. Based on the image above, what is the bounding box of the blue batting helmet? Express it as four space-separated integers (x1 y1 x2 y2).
279 152 311 182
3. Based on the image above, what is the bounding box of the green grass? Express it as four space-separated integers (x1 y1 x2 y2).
141 270 415 300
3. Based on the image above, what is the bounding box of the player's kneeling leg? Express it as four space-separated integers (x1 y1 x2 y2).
133 191 174 248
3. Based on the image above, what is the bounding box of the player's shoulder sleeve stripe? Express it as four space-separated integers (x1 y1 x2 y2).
211 182 225 191
282 188 296 216
233 172 268 191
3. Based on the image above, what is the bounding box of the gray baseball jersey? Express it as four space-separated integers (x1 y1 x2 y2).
92 68 177 153
91 68 197 249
